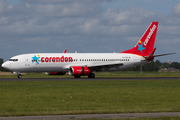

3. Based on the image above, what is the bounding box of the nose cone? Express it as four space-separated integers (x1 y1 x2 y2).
1 62 9 70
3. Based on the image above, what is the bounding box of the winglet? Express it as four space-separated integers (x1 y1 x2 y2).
63 49 67 53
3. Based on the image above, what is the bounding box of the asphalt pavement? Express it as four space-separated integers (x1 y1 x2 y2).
0 112 180 120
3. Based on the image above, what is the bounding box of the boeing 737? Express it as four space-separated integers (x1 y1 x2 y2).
2 21 175 78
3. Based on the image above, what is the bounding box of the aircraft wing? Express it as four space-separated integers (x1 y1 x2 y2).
87 63 123 71
64 62 123 71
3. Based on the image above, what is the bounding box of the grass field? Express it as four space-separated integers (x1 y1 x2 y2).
86 117 180 120
0 71 180 78
0 79 180 117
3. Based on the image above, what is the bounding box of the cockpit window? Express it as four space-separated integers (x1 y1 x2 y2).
9 59 18 62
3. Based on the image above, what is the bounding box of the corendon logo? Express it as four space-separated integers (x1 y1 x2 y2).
41 56 73 63
144 25 156 46
32 55 40 64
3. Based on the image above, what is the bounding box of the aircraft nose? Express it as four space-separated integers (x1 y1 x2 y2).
1 62 9 69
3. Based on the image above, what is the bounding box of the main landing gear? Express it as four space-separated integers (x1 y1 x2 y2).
74 76 81 78
73 73 95 78
88 73 95 78
18 74 22 79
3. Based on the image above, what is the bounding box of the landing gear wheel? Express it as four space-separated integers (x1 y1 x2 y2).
74 76 81 78
18 74 22 79
88 73 95 78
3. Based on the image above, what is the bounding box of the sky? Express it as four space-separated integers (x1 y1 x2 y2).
0 0 180 62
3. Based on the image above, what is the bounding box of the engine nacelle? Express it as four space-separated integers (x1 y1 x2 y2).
46 72 66 75
69 66 91 76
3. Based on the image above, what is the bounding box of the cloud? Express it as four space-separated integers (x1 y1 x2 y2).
173 3 180 17
0 0 179 62
0 0 8 14
102 8 157 25
34 3 102 17
21 0 115 4
0 0 159 38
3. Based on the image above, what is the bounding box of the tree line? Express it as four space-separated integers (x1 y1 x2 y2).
0 58 8 71
127 60 180 71
0 58 180 72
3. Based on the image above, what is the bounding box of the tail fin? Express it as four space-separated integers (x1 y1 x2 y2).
121 21 158 57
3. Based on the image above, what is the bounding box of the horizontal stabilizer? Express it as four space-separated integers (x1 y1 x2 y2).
154 52 176 57
144 47 156 61
144 48 176 62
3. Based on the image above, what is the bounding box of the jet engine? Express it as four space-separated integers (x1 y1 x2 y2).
68 66 91 77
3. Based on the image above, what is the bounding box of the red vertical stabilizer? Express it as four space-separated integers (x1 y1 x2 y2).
121 21 158 57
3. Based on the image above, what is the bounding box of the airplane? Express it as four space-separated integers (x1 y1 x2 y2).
1 21 175 78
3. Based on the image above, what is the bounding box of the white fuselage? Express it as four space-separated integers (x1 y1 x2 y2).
2 53 147 73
